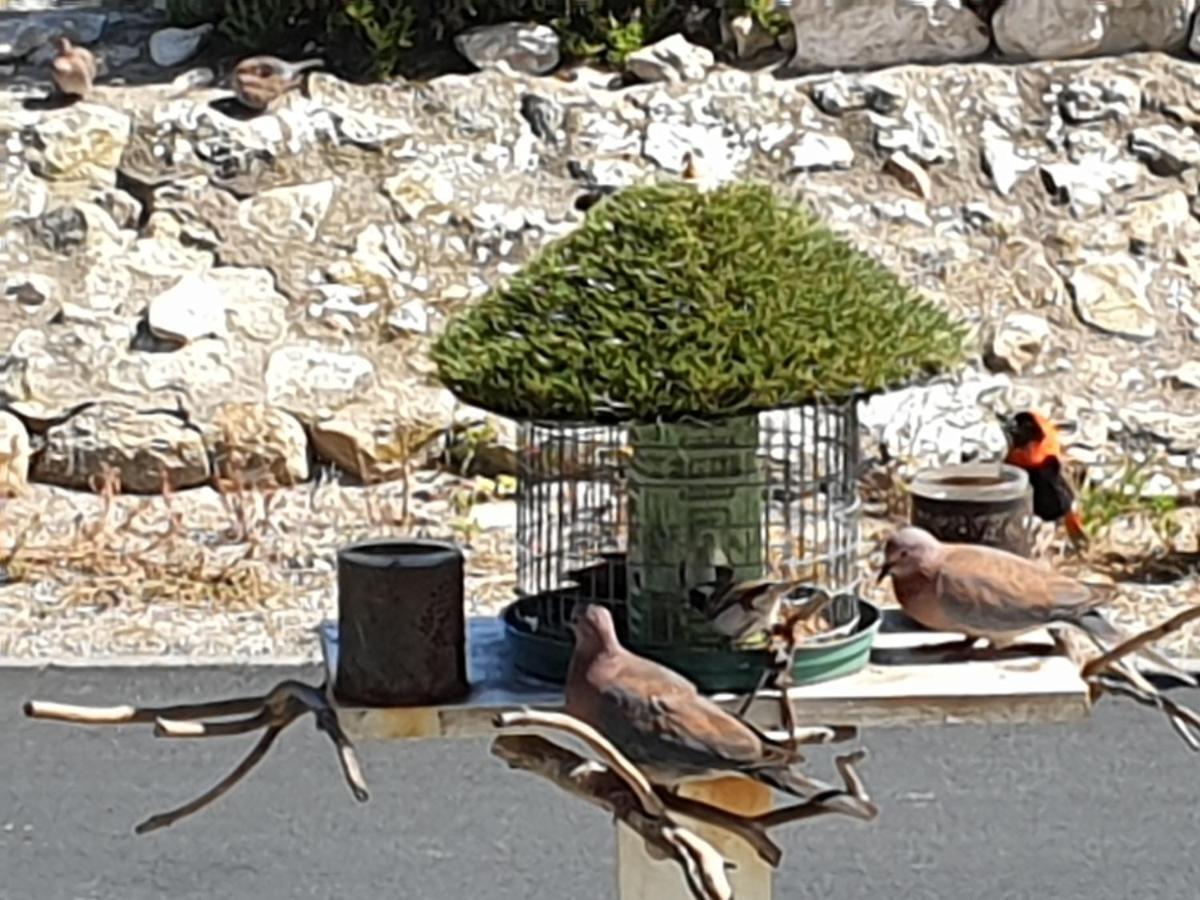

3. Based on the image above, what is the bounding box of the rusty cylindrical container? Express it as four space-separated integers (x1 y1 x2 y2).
334 539 469 707
909 463 1034 557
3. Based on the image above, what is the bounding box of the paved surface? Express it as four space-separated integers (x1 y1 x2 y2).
6 665 1200 900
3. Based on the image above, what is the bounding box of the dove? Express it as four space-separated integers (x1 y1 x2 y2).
49 36 96 100
878 526 1195 685
231 55 323 110
564 603 819 797
1003 410 1087 545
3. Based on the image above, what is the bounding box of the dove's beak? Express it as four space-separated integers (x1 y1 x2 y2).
876 561 892 584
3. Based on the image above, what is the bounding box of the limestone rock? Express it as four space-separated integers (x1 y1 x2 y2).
626 34 714 84
1124 191 1199 258
149 24 213 67
0 411 31 497
785 0 989 70
986 312 1053 374
265 346 377 423
311 394 448 483
207 403 309 487
236 181 336 244
1069 258 1157 340
27 105 132 184
727 13 778 60
0 160 49 221
32 403 212 493
995 0 1194 59
147 274 227 344
454 22 561 76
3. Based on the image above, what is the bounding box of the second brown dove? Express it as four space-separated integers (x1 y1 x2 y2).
879 526 1195 684
564 603 821 797
50 36 96 99
231 55 323 110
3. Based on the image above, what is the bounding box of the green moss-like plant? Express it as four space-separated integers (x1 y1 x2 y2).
432 181 968 423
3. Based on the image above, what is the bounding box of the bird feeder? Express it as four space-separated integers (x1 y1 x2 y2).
433 181 969 690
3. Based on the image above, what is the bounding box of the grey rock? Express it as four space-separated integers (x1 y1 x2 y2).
627 34 714 84
784 0 989 70
874 105 953 165
149 24 213 67
727 13 778 60
0 160 49 221
32 403 212 493
811 75 902 115
0 12 107 62
454 22 560 76
996 0 1194 58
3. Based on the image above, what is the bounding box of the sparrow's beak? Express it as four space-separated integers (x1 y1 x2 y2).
876 561 892 584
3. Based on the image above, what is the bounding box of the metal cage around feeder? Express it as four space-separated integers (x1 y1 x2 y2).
507 399 869 689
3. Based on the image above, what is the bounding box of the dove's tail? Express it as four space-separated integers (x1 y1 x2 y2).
1074 611 1197 687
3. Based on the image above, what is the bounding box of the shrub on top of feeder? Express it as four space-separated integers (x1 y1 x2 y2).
431 180 969 423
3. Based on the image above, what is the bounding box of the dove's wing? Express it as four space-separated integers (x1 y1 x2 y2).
593 654 778 773
934 545 1106 634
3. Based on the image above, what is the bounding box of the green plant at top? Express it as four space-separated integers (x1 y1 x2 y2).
218 0 331 49
432 181 969 423
727 0 790 37
165 0 225 28
337 0 417 79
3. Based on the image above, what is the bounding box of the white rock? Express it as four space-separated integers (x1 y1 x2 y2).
788 133 854 171
987 312 1052 374
996 0 1194 59
387 299 430 335
981 130 1035 196
0 411 31 497
237 180 336 243
626 34 714 83
265 346 377 422
784 0 989 70
147 274 227 343
1069 258 1157 340
1128 124 1200 177
454 22 560 76
149 24 213 67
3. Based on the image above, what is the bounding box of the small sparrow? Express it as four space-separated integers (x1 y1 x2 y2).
689 566 799 644
231 55 323 110
50 36 96 100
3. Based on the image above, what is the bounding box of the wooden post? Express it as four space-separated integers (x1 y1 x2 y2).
616 776 774 900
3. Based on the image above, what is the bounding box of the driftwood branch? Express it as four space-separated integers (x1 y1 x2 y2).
1075 605 1200 753
491 708 876 900
493 711 732 900
23 678 368 833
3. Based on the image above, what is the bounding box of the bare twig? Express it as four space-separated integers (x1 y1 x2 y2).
23 679 368 832
1081 605 1200 682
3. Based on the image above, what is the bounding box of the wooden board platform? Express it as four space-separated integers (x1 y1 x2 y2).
319 610 1092 742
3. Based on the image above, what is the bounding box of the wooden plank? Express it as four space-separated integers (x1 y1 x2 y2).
320 611 1092 742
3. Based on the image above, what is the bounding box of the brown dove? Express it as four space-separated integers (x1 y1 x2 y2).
564 603 816 796
231 55 323 110
879 526 1195 684
50 36 96 100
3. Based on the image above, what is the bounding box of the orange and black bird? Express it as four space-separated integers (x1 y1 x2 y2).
1002 410 1087 545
